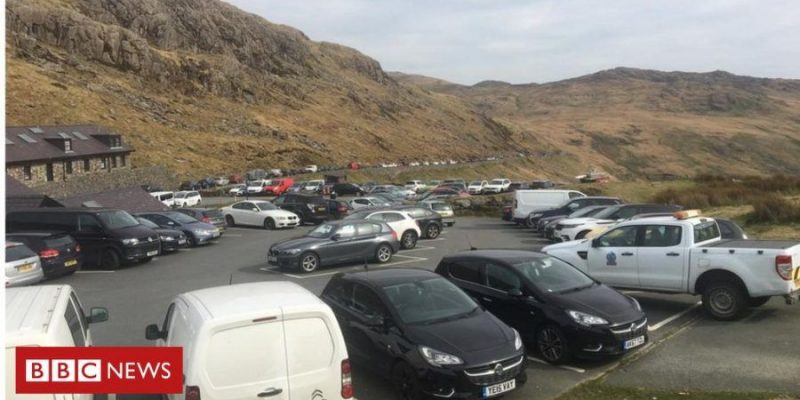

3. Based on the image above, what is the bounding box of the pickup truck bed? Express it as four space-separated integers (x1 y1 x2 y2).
701 239 800 249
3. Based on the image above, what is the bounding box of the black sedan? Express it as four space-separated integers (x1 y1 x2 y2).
436 250 647 364
6 232 81 278
321 269 527 400
135 211 220 247
268 220 400 273
331 182 365 196
135 217 187 252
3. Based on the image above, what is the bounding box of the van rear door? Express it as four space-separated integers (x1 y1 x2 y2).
284 313 344 400
203 317 289 400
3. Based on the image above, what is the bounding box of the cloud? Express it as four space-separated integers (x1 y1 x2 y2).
226 0 800 84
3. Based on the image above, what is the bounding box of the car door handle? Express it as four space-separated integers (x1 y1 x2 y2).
621 252 634 256
666 252 680 257
482 297 493 303
257 387 283 397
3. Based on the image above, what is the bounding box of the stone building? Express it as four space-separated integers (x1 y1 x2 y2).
6 125 134 188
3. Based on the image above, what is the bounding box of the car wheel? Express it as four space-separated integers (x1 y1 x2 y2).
425 224 440 239
575 230 591 240
536 325 571 364
748 296 771 307
400 230 418 249
225 215 235 227
299 252 320 273
100 248 121 270
702 281 747 320
392 362 422 400
375 244 393 263
526 218 536 228
187 235 198 247
264 218 276 230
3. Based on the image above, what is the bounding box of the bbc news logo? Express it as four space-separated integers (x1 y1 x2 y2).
16 347 182 394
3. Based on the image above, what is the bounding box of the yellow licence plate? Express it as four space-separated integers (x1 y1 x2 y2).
65 259 78 267
17 263 33 272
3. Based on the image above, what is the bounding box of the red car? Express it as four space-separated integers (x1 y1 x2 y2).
263 177 294 195
228 174 244 184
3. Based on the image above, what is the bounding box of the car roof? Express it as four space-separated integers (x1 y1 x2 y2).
6 231 65 237
6 285 68 339
183 282 325 320
443 249 548 264
9 207 120 214
321 219 373 225
338 268 440 287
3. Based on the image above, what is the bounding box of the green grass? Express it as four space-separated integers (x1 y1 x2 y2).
557 380 795 400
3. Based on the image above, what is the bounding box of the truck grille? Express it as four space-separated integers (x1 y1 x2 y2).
463 355 524 386
609 318 648 341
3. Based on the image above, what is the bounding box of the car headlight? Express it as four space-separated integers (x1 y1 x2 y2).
277 216 287 220
419 346 463 367
160 235 176 242
198 229 217 235
566 310 609 326
513 329 523 351
283 249 302 255
560 224 580 229
532 213 543 218
629 296 642 312
122 238 139 245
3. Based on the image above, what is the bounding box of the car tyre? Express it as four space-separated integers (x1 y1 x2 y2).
400 230 418 249
702 281 747 320
100 248 121 270
299 252 320 273
187 235 198 247
536 325 571 364
264 218 276 230
392 362 422 400
748 296 771 307
225 215 235 227
375 244 393 264
425 224 441 239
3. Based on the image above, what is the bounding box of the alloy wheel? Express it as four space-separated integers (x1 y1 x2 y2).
377 246 392 263
300 254 318 272
538 327 565 363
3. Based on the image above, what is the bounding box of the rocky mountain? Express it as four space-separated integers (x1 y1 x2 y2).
391 68 800 177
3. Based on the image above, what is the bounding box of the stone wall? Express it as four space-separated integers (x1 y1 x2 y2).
31 165 175 199
6 154 131 188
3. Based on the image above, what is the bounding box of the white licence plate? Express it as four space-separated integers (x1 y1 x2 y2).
17 263 34 273
624 335 645 350
482 379 515 398
146 250 159 257
268 256 278 263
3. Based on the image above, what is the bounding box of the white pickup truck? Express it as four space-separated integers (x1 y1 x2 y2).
543 213 800 320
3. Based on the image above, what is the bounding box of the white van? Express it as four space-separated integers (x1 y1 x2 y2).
5 285 109 400
146 282 351 400
174 191 202 207
151 191 176 207
512 189 586 223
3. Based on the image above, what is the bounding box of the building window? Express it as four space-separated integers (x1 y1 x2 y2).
46 163 54 182
121 154 126 167
84 159 90 171
64 139 72 152
66 161 73 174
111 156 118 168
109 136 122 148
23 165 32 180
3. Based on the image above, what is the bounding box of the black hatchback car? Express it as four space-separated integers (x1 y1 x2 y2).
527 197 623 229
272 193 329 225
436 250 647 364
321 269 527 400
6 232 82 278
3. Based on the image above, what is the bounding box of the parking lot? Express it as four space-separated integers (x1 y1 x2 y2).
44 214 800 399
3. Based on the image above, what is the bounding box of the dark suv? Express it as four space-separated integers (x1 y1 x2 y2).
7 208 160 269
528 197 623 229
272 193 329 225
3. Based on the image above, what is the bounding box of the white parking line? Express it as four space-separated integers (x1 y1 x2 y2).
75 271 115 274
648 301 702 331
400 246 437 253
526 356 585 374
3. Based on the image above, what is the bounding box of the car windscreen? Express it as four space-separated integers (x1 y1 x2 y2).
382 277 478 325
6 244 37 262
308 224 335 238
513 257 594 293
255 202 278 211
168 212 198 224
97 210 140 229
137 218 160 229
490 180 504 185
174 192 187 198
569 206 607 218
469 181 482 185
592 205 624 219
44 234 75 248
694 221 721 243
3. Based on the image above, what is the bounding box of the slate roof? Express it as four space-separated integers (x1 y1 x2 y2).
5 175 63 211
6 125 133 164
59 186 168 213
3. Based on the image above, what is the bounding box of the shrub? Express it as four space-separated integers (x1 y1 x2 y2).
651 175 800 209
748 195 800 224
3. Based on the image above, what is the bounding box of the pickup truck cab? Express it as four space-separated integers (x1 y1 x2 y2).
543 211 800 320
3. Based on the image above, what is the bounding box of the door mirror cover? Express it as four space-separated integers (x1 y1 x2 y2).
331 233 341 241
507 288 524 297
145 324 163 340
87 307 109 324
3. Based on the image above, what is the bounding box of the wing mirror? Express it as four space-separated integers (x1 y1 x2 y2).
365 315 385 328
331 233 341 241
145 324 164 340
87 307 109 324
507 288 524 298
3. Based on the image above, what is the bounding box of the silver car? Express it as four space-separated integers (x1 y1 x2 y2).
5 242 44 287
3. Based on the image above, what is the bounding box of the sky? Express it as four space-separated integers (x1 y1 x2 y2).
227 0 800 85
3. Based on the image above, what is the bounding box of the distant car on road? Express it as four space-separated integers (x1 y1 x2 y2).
228 183 246 196
268 220 399 272
220 200 300 229
483 178 512 193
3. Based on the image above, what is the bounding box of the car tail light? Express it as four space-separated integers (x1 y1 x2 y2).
185 386 201 400
341 359 353 399
39 248 60 259
391 230 398 241
776 255 794 281
201 216 210 223
75 244 81 252
338 206 348 212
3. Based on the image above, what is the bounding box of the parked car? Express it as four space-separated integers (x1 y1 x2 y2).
372 192 408 204
145 282 352 400
247 179 271 194
327 199 353 219
527 196 624 229
5 242 44 287
289 181 307 193
174 190 202 207
149 191 175 207
511 190 586 224
136 217 187 252
175 208 227 233
304 164 319 173
220 200 300 229
332 182 365 196
552 203 683 242
321 269 527 399
7 208 160 269
269 168 283 177
716 218 748 240
531 180 555 189
437 250 647 363
483 178 512 194
268 220 399 272
393 206 444 239
345 209 421 249
350 196 392 210
136 211 220 246
437 182 467 192
272 193 330 225
6 232 82 278
213 176 229 186
228 183 246 196
418 200 455 226
264 177 295 196
228 174 244 184
502 204 513 221
6 285 108 400
508 181 532 191
540 205 612 240
304 179 325 193
404 180 426 193
544 211 800 320
468 180 489 194
179 180 200 190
